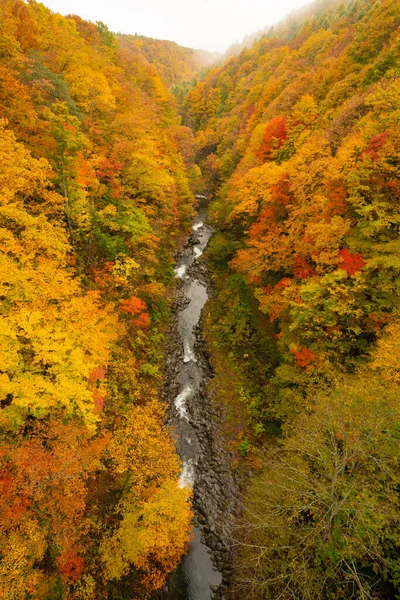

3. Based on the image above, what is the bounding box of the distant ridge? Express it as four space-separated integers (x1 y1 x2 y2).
119 34 221 86
223 0 348 58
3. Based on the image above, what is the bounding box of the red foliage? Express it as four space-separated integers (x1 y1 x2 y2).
97 156 123 181
88 366 106 383
120 296 147 316
57 550 85 582
120 297 150 328
258 115 287 161
93 389 105 413
293 257 316 278
363 132 389 160
338 248 366 275
133 311 150 329
290 346 315 369
248 207 274 239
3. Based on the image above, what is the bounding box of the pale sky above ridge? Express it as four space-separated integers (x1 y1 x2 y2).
39 0 311 53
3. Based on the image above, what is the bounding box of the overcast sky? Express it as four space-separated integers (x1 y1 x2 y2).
39 0 311 53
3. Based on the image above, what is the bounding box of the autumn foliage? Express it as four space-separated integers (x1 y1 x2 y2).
337 248 366 276
257 115 287 161
0 3 195 597
183 0 400 596
1 0 400 596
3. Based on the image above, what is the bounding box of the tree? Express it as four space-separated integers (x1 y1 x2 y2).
234 375 400 599
102 403 192 589
0 416 106 599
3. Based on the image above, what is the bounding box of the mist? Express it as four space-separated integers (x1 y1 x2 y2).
40 0 312 52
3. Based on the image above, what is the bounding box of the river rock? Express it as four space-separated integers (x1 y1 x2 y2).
161 198 242 598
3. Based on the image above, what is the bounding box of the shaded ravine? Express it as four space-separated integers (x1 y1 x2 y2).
161 196 240 600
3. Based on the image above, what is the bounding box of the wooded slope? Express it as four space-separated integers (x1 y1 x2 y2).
119 34 219 87
183 0 400 596
0 2 199 598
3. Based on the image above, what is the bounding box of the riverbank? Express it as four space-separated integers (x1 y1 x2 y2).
161 197 241 600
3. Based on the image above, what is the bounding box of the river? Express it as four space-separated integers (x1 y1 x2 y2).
161 196 240 600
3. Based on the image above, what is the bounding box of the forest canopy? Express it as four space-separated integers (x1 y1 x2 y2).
0 0 399 597
0 2 198 597
181 0 400 596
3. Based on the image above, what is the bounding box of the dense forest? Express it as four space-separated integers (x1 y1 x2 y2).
118 35 219 88
0 0 399 598
182 0 400 596
0 1 203 597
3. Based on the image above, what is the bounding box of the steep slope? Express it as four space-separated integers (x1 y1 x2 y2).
119 34 220 87
182 0 400 596
1 0 400 597
0 3 197 598
224 0 347 57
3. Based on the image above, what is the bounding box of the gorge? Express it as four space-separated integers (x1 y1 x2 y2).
0 0 399 598
162 196 239 600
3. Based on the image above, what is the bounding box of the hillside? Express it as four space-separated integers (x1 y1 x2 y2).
0 2 197 598
0 0 399 598
182 0 400 596
119 34 220 87
224 0 344 57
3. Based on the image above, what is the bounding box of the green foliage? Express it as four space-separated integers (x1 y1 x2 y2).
234 374 400 599
186 1 400 596
207 231 240 269
237 438 251 457
207 262 281 436
96 21 116 48
22 51 82 116
93 227 127 260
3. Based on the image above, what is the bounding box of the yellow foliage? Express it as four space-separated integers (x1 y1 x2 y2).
371 322 400 383
103 402 192 587
0 519 46 600
0 120 121 430
109 402 180 488
101 480 192 588
0 4 198 597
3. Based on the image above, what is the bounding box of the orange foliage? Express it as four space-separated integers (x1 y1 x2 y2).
120 297 151 328
88 366 106 382
57 550 85 582
120 296 147 315
258 116 287 161
290 346 315 369
275 278 293 290
293 257 316 278
325 179 348 217
133 311 151 329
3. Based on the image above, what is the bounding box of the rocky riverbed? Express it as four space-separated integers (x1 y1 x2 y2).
161 197 241 600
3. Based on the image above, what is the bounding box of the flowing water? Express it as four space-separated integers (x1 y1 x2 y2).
161 195 240 600
162 196 222 599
